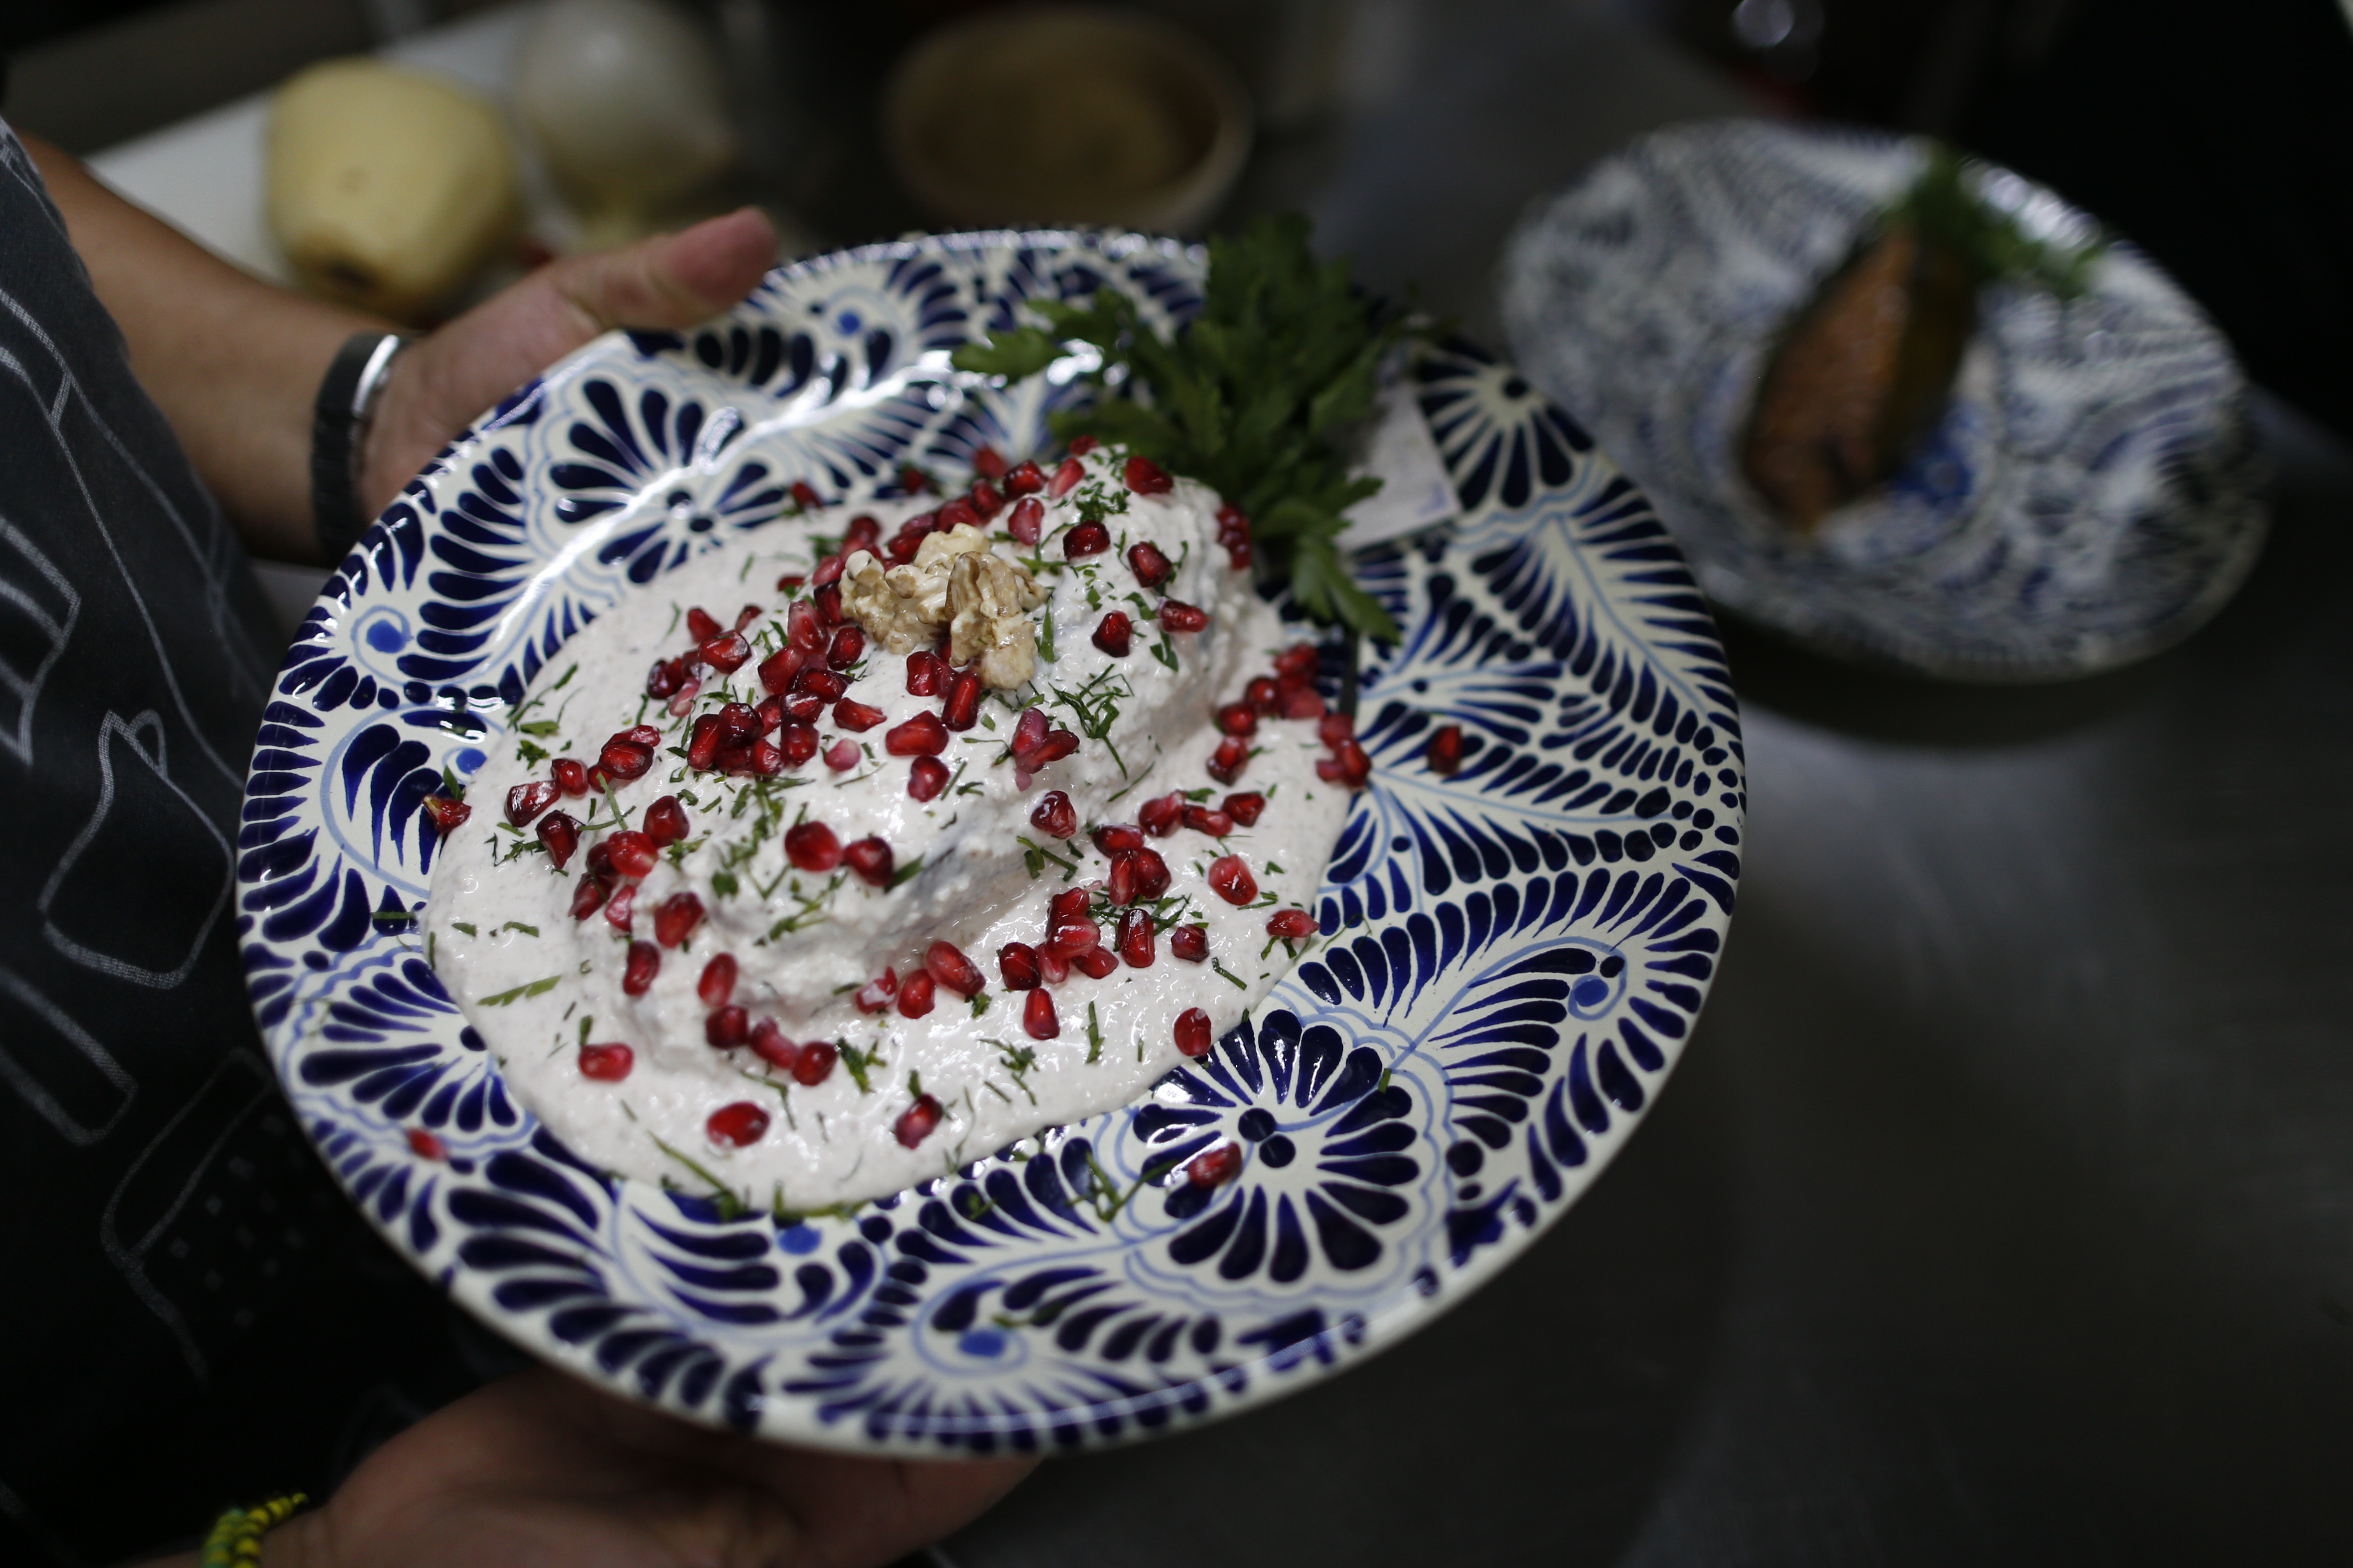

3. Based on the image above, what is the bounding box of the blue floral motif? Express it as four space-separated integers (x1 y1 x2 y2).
238 231 1744 1453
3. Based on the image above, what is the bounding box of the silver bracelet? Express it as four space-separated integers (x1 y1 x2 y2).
310 330 409 564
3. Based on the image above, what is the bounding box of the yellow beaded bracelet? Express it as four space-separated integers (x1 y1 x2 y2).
201 1494 307 1567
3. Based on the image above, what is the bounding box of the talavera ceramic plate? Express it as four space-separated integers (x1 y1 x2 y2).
236 230 1744 1452
1499 119 2268 681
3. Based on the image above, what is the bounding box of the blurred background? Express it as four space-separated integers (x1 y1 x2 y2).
7 0 2349 441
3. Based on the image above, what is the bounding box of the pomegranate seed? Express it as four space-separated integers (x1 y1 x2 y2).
698 954 736 1007
1038 946 1070 985
784 821 841 871
925 940 985 997
885 531 922 564
685 714 722 770
586 840 614 878
1106 855 1138 906
753 698 784 735
1226 539 1253 570
792 1040 838 1085
1072 945 1118 979
665 679 701 718
1216 702 1257 737
1093 611 1132 656
1175 1007 1213 1057
737 603 764 632
780 690 822 724
749 1018 799 1072
1063 521 1110 559
536 811 580 867
506 777 555 824
600 738 654 780
1030 790 1078 838
1024 989 1059 1039
1069 435 1101 455
833 699 885 731
647 658 686 698
579 1042 634 1081
854 969 898 1012
886 712 948 755
1334 739 1372 787
907 756 949 800
843 836 894 886
1182 805 1234 838
898 651 943 696
622 940 659 995
1208 735 1249 784
1245 676 1281 714
701 632 752 673
1134 849 1170 899
1267 908 1319 941
1045 884 1089 921
1007 495 1045 544
1124 454 1173 494
973 445 1008 480
1283 687 1327 720
894 1093 945 1147
1117 908 1155 967
1005 459 1044 495
969 480 1004 518
570 874 607 920
604 883 636 932
792 667 849 704
1092 824 1145 855
1188 1141 1243 1186
1208 855 1258 905
788 601 823 652
1159 600 1208 632
824 740 860 771
751 740 785 777
897 970 937 1018
644 795 689 846
606 831 658 878
943 668 983 730
775 573 806 592
1140 792 1183 836
1171 924 1208 962
407 1128 445 1160
809 558 845 595
1126 541 1173 588
791 479 823 509
1275 643 1319 679
848 512 884 550
1048 457 1084 497
780 722 819 765
653 891 704 948
938 498 979 533
999 943 1042 990
1046 918 1101 958
552 758 589 796
707 1101 769 1147
826 626 865 671
1017 729 1079 770
1222 791 1266 826
1318 713 1354 748
624 724 662 748
706 1004 749 1048
1012 706 1049 754
758 645 805 696
718 703 758 747
685 606 723 642
1427 723 1465 775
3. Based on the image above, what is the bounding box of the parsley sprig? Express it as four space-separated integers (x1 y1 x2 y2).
952 214 1410 642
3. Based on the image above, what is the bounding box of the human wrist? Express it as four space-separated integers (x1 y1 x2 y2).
255 1503 335 1568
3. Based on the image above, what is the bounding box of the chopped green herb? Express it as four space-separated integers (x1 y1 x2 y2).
451 921 478 936
478 975 561 1006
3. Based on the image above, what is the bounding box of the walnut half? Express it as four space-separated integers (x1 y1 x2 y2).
840 524 1044 687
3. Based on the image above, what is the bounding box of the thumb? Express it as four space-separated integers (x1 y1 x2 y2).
360 207 777 519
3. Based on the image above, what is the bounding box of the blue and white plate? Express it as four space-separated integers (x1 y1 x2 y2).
1499 120 2267 681
237 230 1744 1452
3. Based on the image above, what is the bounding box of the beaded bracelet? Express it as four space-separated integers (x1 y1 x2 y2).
201 1493 307 1567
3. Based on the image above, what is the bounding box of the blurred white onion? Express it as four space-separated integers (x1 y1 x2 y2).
514 0 738 224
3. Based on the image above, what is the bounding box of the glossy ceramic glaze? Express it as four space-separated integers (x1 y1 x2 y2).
236 229 1744 1451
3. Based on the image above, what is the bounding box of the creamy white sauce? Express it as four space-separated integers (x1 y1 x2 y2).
426 451 1350 1211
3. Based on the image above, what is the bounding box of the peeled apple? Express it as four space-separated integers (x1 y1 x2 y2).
267 59 521 322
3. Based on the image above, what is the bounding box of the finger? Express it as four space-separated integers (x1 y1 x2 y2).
545 207 780 342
